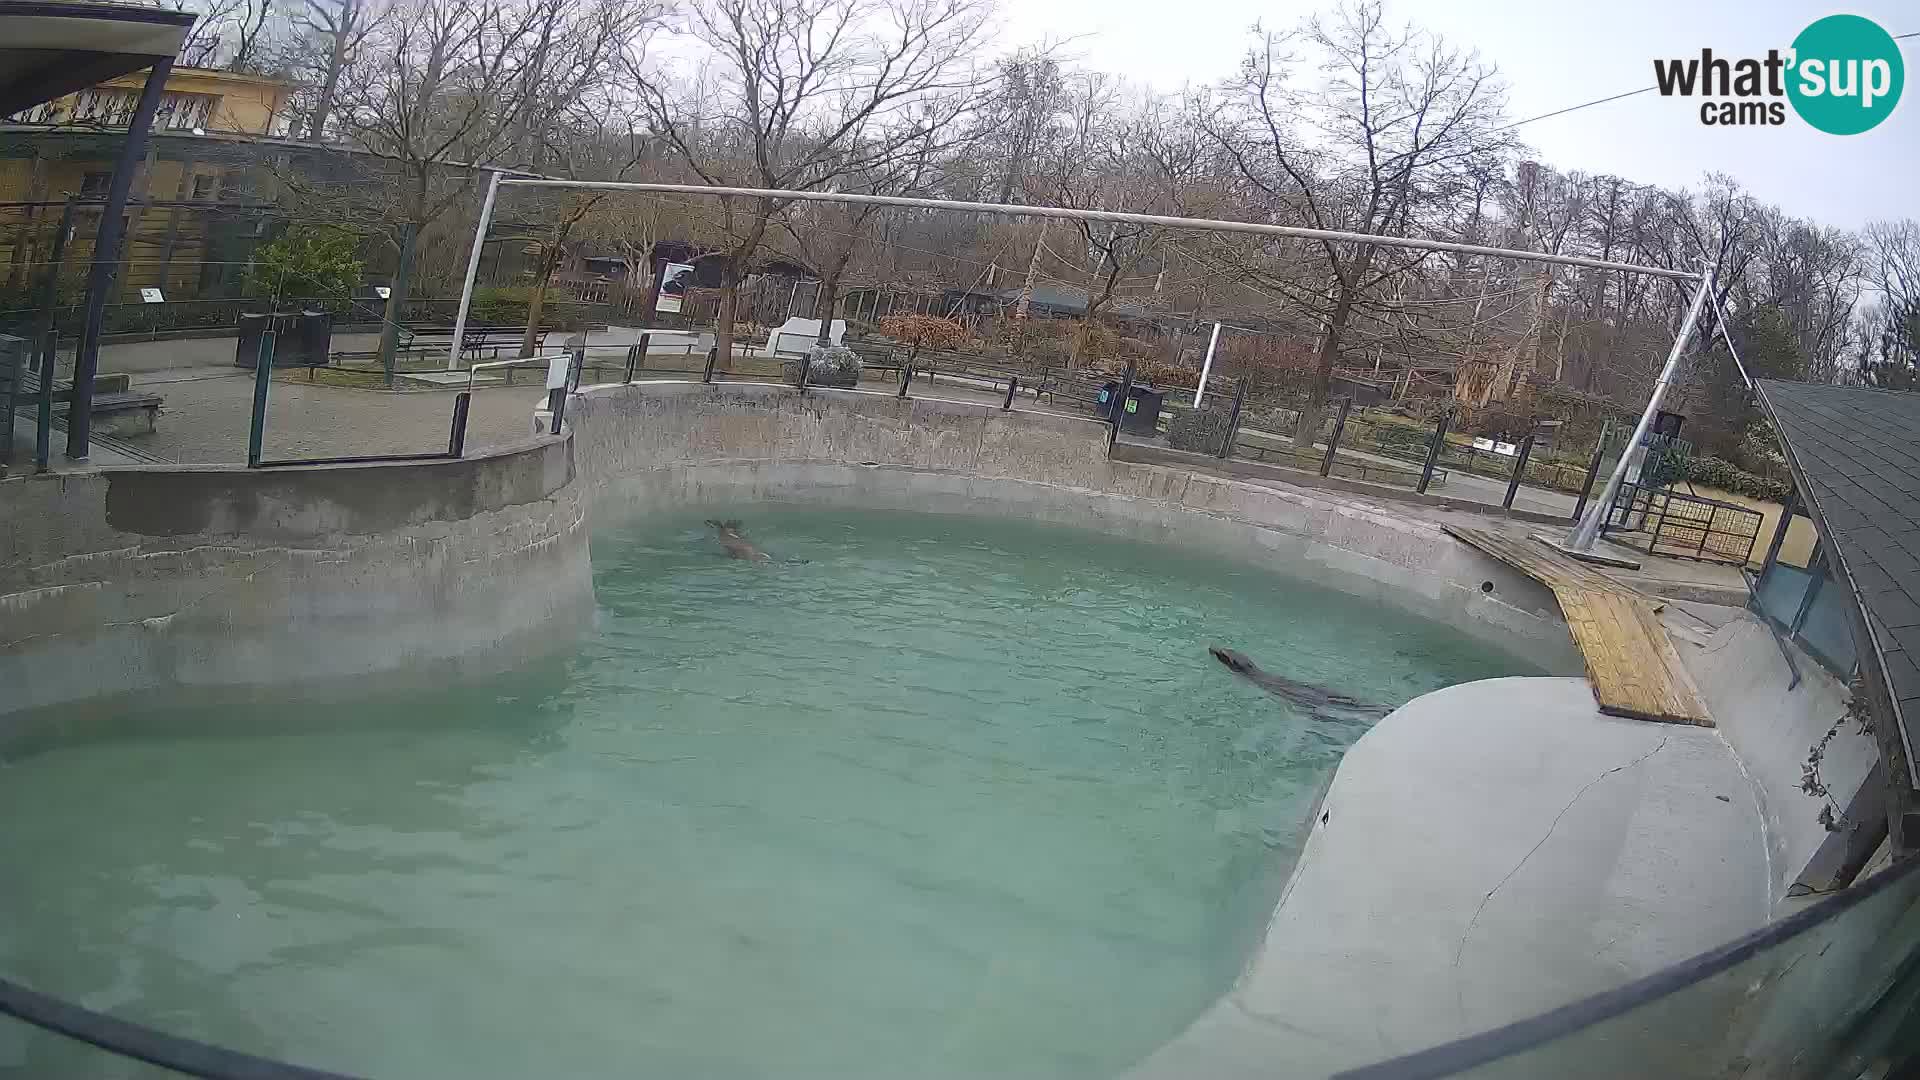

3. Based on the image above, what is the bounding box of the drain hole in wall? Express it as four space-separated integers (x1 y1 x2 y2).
1480 581 1495 594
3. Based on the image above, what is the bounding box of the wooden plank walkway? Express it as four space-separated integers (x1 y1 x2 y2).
1445 525 1713 727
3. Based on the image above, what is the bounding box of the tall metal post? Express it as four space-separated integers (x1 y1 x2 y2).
447 391 472 456
1417 410 1451 494
1218 376 1248 460
1193 321 1222 408
32 197 76 472
1319 396 1352 477
1503 433 1537 510
1107 355 1139 449
448 170 503 371
1564 267 1714 552
246 332 274 467
1570 418 1611 523
69 58 173 461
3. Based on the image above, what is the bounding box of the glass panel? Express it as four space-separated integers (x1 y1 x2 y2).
0 1010 173 1079
1797 577 1862 675
1753 562 1813 627
1340 856 1920 1080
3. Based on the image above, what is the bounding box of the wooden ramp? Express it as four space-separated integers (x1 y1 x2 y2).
1445 525 1712 727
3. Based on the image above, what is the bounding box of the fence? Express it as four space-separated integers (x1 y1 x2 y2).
1603 483 1764 566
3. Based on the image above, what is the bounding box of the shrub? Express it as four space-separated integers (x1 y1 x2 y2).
468 285 536 326
245 225 363 301
1167 407 1233 453
1679 455 1794 503
1458 407 1534 441
878 314 968 351
793 345 862 387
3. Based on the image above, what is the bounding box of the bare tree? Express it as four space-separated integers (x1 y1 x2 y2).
1206 1 1512 445
631 0 995 370
305 0 648 378
291 0 385 139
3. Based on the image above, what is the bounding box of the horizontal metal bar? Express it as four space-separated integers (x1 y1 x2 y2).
497 180 1703 281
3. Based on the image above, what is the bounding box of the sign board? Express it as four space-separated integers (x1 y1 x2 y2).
1472 437 1496 452
1493 441 1519 456
656 261 695 314
139 287 164 304
374 286 391 299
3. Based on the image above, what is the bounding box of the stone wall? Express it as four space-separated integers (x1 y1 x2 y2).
0 436 592 717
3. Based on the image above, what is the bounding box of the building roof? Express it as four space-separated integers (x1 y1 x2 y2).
0 1 194 115
1755 379 1920 787
995 284 1153 320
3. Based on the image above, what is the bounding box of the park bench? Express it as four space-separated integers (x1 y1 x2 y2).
400 324 526 361
3 367 163 452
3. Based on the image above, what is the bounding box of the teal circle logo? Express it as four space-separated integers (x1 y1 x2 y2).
1787 14 1903 135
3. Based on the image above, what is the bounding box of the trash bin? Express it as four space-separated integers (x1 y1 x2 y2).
1122 385 1164 435
232 309 303 367
1097 381 1165 433
290 310 333 367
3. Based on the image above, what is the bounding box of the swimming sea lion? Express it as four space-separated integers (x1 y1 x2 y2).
708 520 771 561
1209 646 1389 718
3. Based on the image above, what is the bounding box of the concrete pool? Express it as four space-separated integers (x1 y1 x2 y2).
0 508 1539 1078
2 379 1891 1079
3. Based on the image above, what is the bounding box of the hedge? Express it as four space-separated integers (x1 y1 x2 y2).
1680 456 1795 503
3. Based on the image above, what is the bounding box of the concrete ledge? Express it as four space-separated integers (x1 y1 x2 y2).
0 435 593 717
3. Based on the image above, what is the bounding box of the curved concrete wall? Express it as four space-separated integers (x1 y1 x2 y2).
0 436 592 717
570 381 1585 675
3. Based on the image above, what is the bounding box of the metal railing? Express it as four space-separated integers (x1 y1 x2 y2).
1605 483 1764 566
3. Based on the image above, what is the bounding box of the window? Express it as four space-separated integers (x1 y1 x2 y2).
79 172 110 199
190 175 216 201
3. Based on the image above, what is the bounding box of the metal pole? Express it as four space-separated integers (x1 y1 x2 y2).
1319 396 1352 477
1002 376 1019 411
626 333 648 383
898 346 916 398
1417 410 1451 494
447 170 502 371
1503 433 1536 510
447 390 471 456
1571 419 1611 523
1760 490 1797 573
69 57 173 461
34 329 56 471
246 332 274 467
32 197 76 472
1564 266 1714 552
497 179 1703 282
1107 355 1139 449
1193 321 1222 408
1218 376 1248 460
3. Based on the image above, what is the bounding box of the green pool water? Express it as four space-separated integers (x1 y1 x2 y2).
0 509 1533 1079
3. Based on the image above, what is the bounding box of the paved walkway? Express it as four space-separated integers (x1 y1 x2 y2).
126 366 545 464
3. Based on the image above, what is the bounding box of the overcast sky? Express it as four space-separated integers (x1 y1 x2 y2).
1003 0 1916 231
